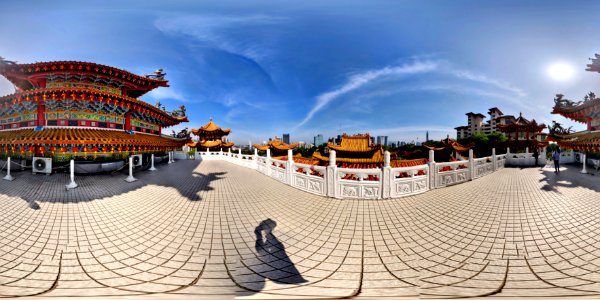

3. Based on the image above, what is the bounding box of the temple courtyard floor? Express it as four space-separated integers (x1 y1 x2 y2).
1 160 600 300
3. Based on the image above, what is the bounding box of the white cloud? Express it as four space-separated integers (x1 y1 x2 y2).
292 60 439 131
147 87 187 102
154 14 285 61
451 69 527 97
0 77 15 96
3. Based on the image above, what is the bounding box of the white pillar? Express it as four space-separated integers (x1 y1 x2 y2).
149 153 157 171
65 159 78 189
581 153 588 174
3 157 14 181
266 149 271 176
254 148 258 169
428 150 435 189
327 150 338 198
168 151 174 164
525 147 529 154
492 148 497 171
125 156 137 182
287 149 294 185
228 148 231 157
239 148 242 161
468 149 474 180
507 147 510 154
382 151 391 199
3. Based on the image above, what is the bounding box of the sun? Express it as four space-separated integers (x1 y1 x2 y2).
547 63 574 81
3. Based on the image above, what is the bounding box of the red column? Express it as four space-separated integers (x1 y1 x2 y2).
587 117 592 131
37 102 45 126
124 111 132 131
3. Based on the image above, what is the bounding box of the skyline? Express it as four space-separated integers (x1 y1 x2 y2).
1 0 598 144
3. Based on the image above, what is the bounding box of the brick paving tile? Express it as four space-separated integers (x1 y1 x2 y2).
1 160 600 299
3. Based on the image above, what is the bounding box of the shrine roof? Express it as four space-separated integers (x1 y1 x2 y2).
0 60 169 96
0 128 187 147
191 119 231 136
327 134 382 153
0 87 188 126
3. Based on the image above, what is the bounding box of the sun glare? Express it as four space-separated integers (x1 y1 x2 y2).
547 63 574 81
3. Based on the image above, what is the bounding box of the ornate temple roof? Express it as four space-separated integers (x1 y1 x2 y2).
253 139 298 151
423 137 473 152
327 134 382 153
496 113 546 132
0 128 186 148
0 88 188 126
187 140 234 148
551 130 600 152
0 60 169 98
191 118 231 136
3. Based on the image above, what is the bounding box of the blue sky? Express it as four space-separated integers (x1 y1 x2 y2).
1 0 599 145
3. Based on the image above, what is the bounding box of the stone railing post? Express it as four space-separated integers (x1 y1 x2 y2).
492 148 496 171
469 149 474 180
238 148 242 162
254 148 258 169
428 149 436 189
220 148 223 157
228 148 231 158
581 153 588 174
327 150 338 198
150 153 157 171
506 147 511 165
266 148 271 176
206 148 210 156
287 149 294 184
382 150 391 199
66 159 78 189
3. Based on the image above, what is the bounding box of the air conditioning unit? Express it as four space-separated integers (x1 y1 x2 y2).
131 154 143 167
32 157 52 175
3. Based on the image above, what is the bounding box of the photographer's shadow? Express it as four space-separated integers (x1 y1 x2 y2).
243 218 307 293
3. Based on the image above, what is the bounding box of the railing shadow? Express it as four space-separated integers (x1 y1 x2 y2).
0 160 225 209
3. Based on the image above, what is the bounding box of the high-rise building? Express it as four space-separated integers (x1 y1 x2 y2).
376 135 388 146
282 133 290 144
426 131 429 142
314 134 324 147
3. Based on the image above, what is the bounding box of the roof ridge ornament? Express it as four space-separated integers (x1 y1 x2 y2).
144 68 166 80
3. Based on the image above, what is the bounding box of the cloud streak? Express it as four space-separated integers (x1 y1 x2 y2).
451 69 527 97
292 60 439 131
154 14 285 61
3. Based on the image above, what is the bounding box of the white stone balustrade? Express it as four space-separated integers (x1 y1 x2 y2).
172 147 507 200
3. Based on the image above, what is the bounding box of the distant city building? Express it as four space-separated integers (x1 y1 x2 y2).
400 141 406 146
282 133 290 144
455 107 518 139
376 135 388 146
426 131 429 142
314 134 324 147
298 141 306 148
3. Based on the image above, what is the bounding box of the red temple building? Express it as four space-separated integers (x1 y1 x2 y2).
0 59 188 162
312 134 427 168
551 54 600 152
496 113 547 150
189 118 234 151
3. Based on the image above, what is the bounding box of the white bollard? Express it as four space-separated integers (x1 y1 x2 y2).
125 156 137 182
581 153 588 174
168 151 174 164
3 157 14 181
65 159 78 189
149 153 157 171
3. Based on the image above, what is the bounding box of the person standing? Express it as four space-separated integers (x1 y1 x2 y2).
532 148 539 167
552 148 561 173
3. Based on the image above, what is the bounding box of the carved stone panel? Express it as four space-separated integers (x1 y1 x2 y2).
342 185 359 197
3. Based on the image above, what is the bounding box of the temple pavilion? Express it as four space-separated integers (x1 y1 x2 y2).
189 118 234 151
423 136 474 161
0 59 188 160
313 134 383 168
496 113 547 151
253 139 298 160
550 54 600 152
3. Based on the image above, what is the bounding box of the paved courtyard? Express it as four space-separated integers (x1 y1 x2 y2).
1 160 600 299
